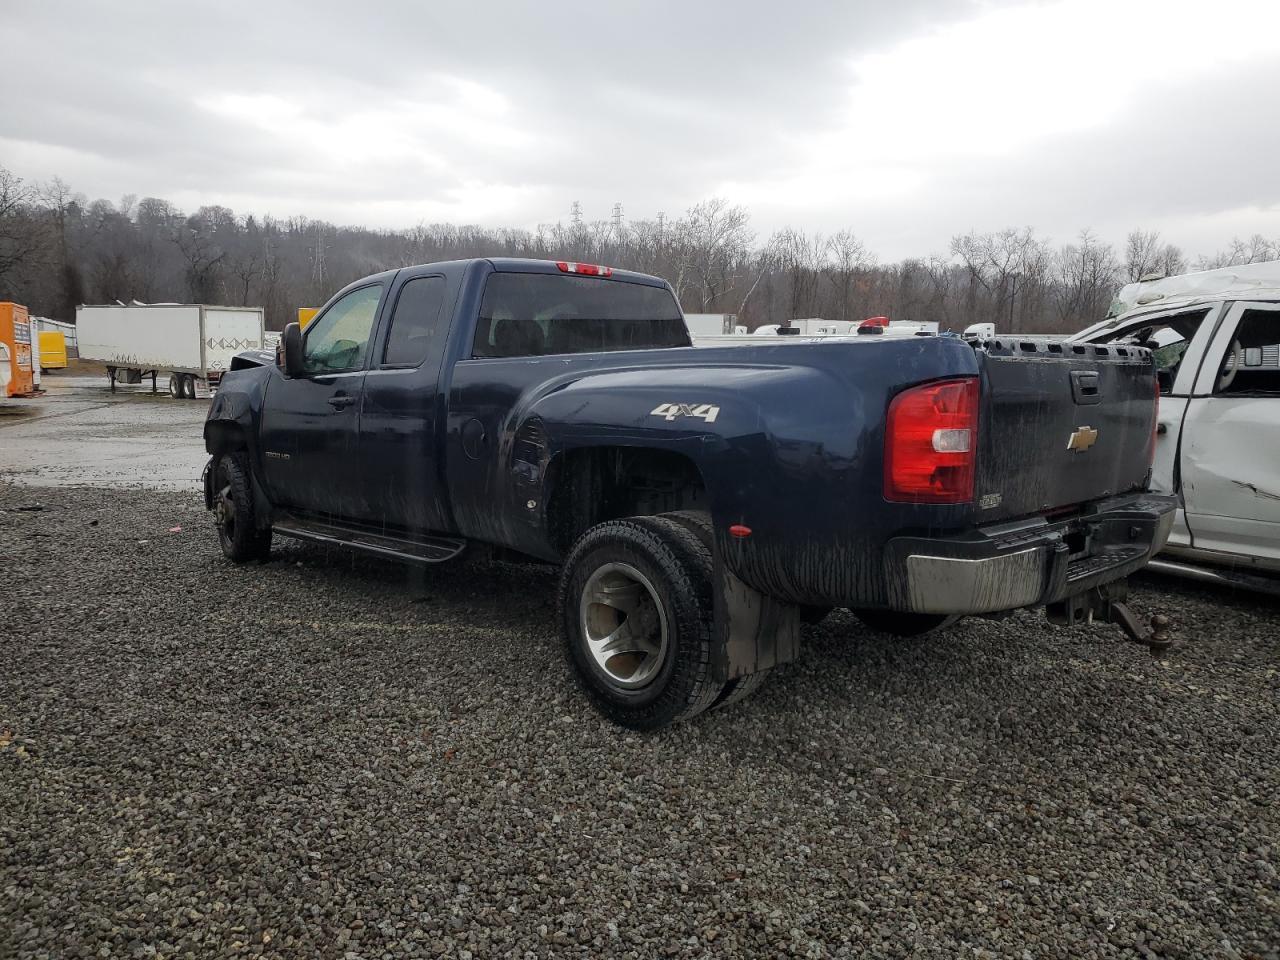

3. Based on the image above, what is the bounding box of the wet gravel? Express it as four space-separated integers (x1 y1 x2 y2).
2 484 1277 959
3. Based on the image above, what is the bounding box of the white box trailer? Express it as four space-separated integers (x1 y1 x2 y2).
683 313 737 336
75 304 266 398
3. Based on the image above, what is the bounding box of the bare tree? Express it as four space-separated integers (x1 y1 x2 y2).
1053 229 1119 332
827 229 872 323
174 218 225 302
227 250 261 305
950 227 1050 331
0 167 44 296
773 228 828 320
1124 229 1186 281
674 198 754 311
1197 234 1278 270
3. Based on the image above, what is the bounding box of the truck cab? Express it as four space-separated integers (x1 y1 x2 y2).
1074 263 1280 584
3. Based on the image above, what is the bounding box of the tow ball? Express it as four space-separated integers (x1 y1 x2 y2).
1046 582 1173 653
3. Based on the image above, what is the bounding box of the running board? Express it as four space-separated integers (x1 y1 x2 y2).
1146 558 1280 599
273 514 467 565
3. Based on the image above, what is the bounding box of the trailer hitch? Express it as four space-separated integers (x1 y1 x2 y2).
1105 603 1172 652
1046 581 1173 654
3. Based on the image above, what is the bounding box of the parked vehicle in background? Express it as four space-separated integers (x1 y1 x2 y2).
1072 261 1280 593
76 304 267 398
0 302 42 398
39 331 68 372
694 317 939 346
204 258 1174 728
682 313 737 336
33 316 79 356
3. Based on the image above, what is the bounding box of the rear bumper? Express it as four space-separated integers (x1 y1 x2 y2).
885 493 1177 615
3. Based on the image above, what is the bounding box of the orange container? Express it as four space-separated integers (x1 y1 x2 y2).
0 302 38 397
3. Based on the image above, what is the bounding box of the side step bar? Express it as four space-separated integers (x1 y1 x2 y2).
1146 558 1280 599
273 513 467 566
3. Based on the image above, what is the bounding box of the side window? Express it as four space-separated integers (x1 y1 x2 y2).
383 276 447 367
1097 308 1210 395
303 284 383 374
1215 309 1280 396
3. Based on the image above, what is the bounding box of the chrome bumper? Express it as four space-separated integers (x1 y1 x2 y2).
889 493 1176 616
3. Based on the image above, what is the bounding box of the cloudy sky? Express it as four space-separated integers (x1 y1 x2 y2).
4 0 1279 259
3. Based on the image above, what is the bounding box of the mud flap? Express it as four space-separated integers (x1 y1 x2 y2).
713 560 802 681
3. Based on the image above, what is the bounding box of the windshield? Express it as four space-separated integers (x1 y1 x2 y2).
473 273 690 358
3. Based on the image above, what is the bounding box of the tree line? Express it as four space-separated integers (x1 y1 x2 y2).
1 164 1275 334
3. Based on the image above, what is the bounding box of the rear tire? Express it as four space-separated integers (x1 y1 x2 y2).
560 516 724 729
183 375 197 399
168 374 182 398
212 453 272 563
852 609 957 637
659 509 780 710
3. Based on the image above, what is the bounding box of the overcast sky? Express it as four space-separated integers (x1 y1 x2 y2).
4 0 1279 260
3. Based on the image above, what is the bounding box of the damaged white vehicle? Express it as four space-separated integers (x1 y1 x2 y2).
1073 262 1280 593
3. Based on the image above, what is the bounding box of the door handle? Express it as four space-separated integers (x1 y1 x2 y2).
327 394 354 410
1157 422 1168 435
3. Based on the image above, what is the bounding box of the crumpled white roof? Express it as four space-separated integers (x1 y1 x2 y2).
1108 260 1280 318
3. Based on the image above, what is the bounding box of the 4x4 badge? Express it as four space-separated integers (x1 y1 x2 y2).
650 403 720 423
1067 426 1099 452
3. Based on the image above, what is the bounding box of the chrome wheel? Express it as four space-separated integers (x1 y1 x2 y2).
214 464 236 548
579 562 669 689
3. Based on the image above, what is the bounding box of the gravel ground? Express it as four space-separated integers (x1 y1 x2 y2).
2 484 1277 959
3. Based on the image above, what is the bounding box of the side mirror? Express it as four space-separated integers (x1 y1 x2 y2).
281 322 305 378
1156 368 1173 394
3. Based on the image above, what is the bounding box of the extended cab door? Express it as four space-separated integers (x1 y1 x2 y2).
259 282 387 520
1182 302 1280 564
356 270 457 532
1086 304 1222 549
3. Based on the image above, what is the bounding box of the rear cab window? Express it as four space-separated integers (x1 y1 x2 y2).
1213 308 1280 396
382 275 447 368
471 273 690 358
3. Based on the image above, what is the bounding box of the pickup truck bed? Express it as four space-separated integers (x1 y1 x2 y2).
204 258 1175 728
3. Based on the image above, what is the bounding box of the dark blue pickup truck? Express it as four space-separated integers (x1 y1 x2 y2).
204 258 1176 728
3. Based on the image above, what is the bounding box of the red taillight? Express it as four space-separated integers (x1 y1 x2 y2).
556 261 613 277
884 377 979 503
859 315 890 329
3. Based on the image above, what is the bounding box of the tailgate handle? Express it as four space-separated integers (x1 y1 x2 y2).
1070 370 1102 405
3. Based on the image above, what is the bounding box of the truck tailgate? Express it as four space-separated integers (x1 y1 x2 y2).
975 338 1157 521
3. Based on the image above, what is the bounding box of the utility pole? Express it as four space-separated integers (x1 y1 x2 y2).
311 223 326 288
570 201 582 226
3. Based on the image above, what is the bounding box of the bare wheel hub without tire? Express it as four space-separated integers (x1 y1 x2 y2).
580 562 669 689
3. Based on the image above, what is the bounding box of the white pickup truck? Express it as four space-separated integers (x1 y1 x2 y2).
1072 262 1280 592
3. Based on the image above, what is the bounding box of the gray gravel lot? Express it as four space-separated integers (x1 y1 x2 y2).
1 483 1277 959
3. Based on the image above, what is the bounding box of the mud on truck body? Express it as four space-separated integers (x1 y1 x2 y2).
204 258 1176 728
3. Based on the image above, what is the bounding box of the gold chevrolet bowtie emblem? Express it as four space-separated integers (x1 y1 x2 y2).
1067 426 1099 452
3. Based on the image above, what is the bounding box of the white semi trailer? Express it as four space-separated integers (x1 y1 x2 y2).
76 304 266 398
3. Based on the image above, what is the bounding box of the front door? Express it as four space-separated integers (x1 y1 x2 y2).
1089 304 1221 548
259 282 387 520
1182 302 1280 564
